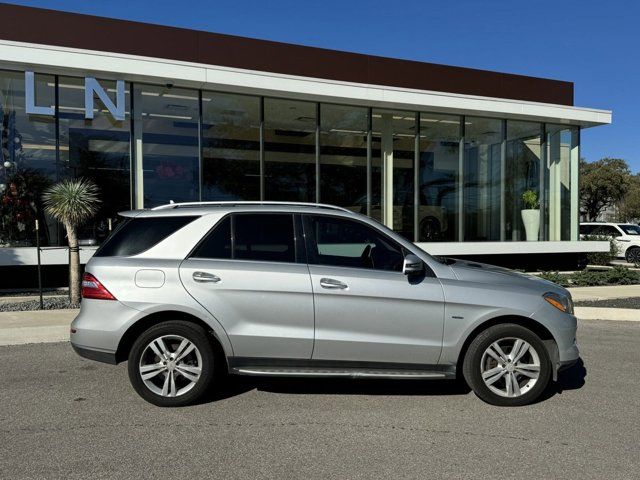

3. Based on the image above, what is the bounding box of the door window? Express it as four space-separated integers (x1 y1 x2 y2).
592 225 621 237
191 216 232 259
304 215 404 272
190 213 296 262
234 214 296 262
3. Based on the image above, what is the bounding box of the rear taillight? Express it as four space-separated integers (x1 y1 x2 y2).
81 273 116 300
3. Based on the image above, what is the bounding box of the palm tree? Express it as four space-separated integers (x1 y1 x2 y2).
43 178 100 305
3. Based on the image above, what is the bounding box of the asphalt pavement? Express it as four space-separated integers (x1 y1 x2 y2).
1 319 638 480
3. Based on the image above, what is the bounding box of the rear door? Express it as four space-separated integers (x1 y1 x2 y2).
303 214 445 365
180 213 314 359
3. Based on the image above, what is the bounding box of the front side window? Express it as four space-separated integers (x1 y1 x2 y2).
304 215 404 272
619 224 640 236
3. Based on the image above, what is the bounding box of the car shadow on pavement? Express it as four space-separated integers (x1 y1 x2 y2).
200 359 587 405
201 376 472 403
537 357 587 403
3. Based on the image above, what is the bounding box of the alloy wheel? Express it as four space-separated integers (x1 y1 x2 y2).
627 248 640 264
479 337 541 398
138 335 203 397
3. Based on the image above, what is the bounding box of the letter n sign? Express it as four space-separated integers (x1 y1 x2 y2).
85 77 125 121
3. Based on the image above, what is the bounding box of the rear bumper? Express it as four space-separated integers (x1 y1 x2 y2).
71 343 117 365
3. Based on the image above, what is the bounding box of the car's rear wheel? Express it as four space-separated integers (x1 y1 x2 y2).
462 323 552 406
625 247 640 264
128 321 215 407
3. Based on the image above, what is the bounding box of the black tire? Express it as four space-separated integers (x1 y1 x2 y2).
625 247 640 264
462 323 552 407
127 321 216 407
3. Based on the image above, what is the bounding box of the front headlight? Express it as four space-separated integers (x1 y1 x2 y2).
543 292 574 314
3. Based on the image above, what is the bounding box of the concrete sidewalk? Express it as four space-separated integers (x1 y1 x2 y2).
0 309 77 346
574 307 638 321
568 285 640 301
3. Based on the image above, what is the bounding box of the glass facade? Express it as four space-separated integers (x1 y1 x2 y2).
418 113 461 241
264 98 316 202
58 76 131 245
0 71 55 247
464 117 502 241
201 91 260 201
0 68 581 248
319 104 368 210
505 121 542 241
372 109 416 239
134 84 199 207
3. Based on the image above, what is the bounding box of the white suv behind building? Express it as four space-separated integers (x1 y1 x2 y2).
580 222 640 263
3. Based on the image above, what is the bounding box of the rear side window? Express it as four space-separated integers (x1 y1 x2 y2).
191 213 295 263
95 216 197 257
191 217 232 259
234 214 295 263
579 224 595 235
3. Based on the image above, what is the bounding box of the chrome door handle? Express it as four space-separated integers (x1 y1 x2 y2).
193 271 221 283
320 278 348 290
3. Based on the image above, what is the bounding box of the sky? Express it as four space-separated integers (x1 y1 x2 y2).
6 0 640 172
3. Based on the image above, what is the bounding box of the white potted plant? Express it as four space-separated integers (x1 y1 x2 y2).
521 189 540 241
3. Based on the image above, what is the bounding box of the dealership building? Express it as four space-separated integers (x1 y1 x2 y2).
0 4 611 285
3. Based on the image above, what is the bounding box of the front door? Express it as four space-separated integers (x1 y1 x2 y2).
180 213 314 359
303 214 445 365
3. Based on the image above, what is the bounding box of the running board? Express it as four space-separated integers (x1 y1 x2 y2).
230 366 453 379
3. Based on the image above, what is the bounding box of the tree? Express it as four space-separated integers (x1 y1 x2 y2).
43 179 100 305
618 174 640 222
580 158 631 221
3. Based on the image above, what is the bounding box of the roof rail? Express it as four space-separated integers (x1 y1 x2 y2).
151 201 353 213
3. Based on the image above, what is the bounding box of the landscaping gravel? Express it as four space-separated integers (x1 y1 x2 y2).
575 297 640 309
0 297 79 312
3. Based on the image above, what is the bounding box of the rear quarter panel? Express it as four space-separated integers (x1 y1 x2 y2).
85 256 234 357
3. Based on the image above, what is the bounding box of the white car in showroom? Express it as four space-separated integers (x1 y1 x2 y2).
580 222 640 263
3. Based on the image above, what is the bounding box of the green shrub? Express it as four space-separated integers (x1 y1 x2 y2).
538 271 568 286
538 266 640 287
583 235 619 266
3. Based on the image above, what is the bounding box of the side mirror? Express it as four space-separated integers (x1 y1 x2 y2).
402 254 424 275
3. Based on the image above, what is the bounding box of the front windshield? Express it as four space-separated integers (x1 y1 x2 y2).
619 224 640 235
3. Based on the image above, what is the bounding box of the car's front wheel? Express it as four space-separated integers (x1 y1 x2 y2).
462 323 552 406
128 321 215 407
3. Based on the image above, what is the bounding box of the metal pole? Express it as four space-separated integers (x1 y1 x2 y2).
68 242 71 302
35 219 43 310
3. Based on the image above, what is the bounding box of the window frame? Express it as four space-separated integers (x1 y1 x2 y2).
188 212 305 264
301 213 409 274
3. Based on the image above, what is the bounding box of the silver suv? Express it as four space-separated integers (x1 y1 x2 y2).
71 202 578 407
